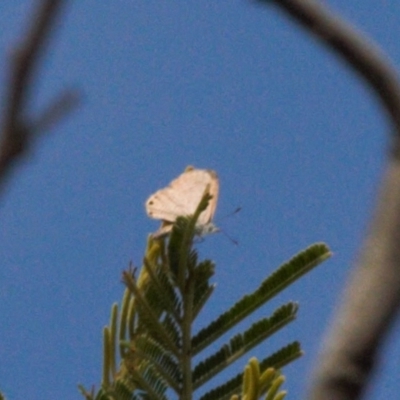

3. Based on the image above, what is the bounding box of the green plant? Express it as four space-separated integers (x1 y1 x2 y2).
79 193 330 400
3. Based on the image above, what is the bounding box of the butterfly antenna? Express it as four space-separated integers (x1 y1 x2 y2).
220 206 241 221
215 206 241 245
220 228 238 246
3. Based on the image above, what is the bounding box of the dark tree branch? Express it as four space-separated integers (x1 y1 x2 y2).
311 160 400 400
256 1 400 399
258 0 400 140
0 0 78 188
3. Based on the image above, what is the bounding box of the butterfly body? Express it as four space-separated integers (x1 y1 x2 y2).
145 167 219 237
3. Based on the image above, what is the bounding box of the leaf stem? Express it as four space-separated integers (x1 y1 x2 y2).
181 270 195 400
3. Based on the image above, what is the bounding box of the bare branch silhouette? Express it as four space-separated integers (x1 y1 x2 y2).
257 0 400 399
0 0 78 190
259 0 400 137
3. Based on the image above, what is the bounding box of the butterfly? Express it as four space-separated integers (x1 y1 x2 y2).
145 166 219 238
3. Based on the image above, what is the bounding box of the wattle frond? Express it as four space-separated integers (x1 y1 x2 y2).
119 289 132 354
192 303 298 388
241 359 287 400
259 341 302 370
198 343 300 400
192 243 330 354
129 360 168 400
134 336 181 392
192 260 216 320
142 259 182 322
123 272 180 356
192 283 215 322
161 314 182 349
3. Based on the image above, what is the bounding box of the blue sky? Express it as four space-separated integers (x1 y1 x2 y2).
0 1 399 399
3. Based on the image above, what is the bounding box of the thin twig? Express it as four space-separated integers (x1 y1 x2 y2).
0 0 77 187
256 1 400 399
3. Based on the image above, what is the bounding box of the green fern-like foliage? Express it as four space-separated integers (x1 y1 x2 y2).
236 357 287 400
80 193 331 400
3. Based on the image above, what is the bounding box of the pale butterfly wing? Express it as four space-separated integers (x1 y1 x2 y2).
146 168 219 237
